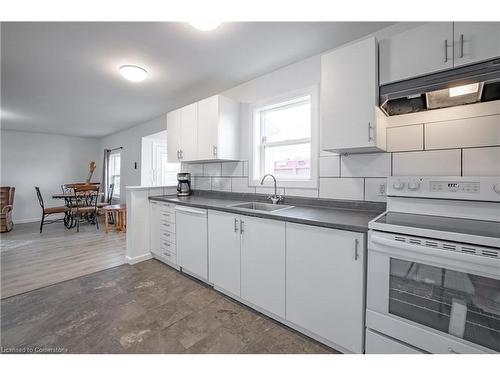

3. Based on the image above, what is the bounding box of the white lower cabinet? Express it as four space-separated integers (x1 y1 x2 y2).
208 210 241 296
285 222 365 353
150 200 178 267
240 216 286 318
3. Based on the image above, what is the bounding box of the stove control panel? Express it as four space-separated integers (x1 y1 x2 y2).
387 176 500 202
430 181 480 193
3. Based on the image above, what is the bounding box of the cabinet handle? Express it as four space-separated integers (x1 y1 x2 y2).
459 34 464 58
367 122 373 142
234 218 239 232
213 145 217 157
240 220 244 234
444 39 448 63
354 238 359 261
178 150 183 160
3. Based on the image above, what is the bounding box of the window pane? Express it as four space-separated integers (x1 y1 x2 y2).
262 98 311 143
264 143 311 179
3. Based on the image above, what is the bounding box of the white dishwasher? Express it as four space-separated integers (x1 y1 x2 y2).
175 205 208 282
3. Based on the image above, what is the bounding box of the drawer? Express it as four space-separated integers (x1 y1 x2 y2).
159 202 176 213
365 329 423 354
160 240 176 254
159 220 176 233
159 211 175 223
160 231 176 244
161 250 177 264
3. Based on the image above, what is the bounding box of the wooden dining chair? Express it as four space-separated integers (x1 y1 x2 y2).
35 187 69 233
97 183 114 209
71 185 100 232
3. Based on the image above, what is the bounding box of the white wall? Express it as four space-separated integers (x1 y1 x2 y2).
0 130 101 223
99 114 168 201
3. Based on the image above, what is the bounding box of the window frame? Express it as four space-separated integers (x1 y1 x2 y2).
249 85 319 189
109 151 121 199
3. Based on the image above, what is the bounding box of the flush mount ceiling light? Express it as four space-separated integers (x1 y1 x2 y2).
119 65 148 82
189 21 221 31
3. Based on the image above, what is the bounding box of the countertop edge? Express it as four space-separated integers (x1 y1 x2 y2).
150 195 374 233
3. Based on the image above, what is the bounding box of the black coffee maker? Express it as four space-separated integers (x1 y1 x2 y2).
177 173 192 197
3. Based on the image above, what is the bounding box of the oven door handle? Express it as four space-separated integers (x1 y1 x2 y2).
370 233 500 276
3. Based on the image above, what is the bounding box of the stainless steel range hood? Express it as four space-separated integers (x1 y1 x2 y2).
380 57 500 116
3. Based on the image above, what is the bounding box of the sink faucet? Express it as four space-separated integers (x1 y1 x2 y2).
260 174 283 204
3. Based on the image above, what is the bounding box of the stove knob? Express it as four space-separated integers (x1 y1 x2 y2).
408 180 421 191
493 183 500 194
393 180 405 190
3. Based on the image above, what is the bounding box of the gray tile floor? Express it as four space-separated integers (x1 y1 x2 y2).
1 259 337 354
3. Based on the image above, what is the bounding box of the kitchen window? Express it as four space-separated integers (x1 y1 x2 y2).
250 86 318 188
109 151 121 198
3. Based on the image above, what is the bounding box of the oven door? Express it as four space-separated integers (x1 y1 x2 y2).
367 230 500 354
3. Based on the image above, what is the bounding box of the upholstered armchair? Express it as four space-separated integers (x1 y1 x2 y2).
0 187 15 232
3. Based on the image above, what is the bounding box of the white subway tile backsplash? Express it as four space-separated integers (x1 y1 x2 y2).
364 178 387 202
192 176 211 190
319 156 340 177
221 161 244 176
256 186 285 196
392 149 461 176
425 115 500 150
319 178 364 200
242 161 249 177
231 177 256 194
463 147 500 176
386 124 424 152
284 188 319 198
203 163 221 176
187 163 203 176
341 153 391 177
211 177 232 192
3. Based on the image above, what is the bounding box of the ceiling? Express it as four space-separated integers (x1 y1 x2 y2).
1 22 393 138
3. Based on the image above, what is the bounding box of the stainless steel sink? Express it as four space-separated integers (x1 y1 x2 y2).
229 202 294 212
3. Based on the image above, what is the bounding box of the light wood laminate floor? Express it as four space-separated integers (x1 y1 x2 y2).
1 220 125 298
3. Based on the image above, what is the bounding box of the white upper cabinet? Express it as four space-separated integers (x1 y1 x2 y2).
197 96 219 160
321 37 382 153
197 95 240 161
166 109 182 162
453 22 500 66
180 103 198 162
380 22 500 85
379 22 453 85
166 95 240 162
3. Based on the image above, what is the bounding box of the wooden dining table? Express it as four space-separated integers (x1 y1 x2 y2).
52 191 104 229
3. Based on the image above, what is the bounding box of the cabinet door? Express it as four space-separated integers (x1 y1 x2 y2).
379 22 453 84
454 22 500 66
166 110 182 162
240 216 286 318
208 210 241 296
197 95 219 160
180 103 198 162
286 223 365 353
321 37 378 152
149 201 161 254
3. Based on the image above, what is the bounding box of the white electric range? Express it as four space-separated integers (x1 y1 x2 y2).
365 176 500 354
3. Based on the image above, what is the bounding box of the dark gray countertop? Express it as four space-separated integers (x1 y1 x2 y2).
149 192 385 233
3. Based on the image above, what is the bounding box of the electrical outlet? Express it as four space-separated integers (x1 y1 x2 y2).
377 182 386 196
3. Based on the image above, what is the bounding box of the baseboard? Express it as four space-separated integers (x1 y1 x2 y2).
13 218 40 224
125 253 152 265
